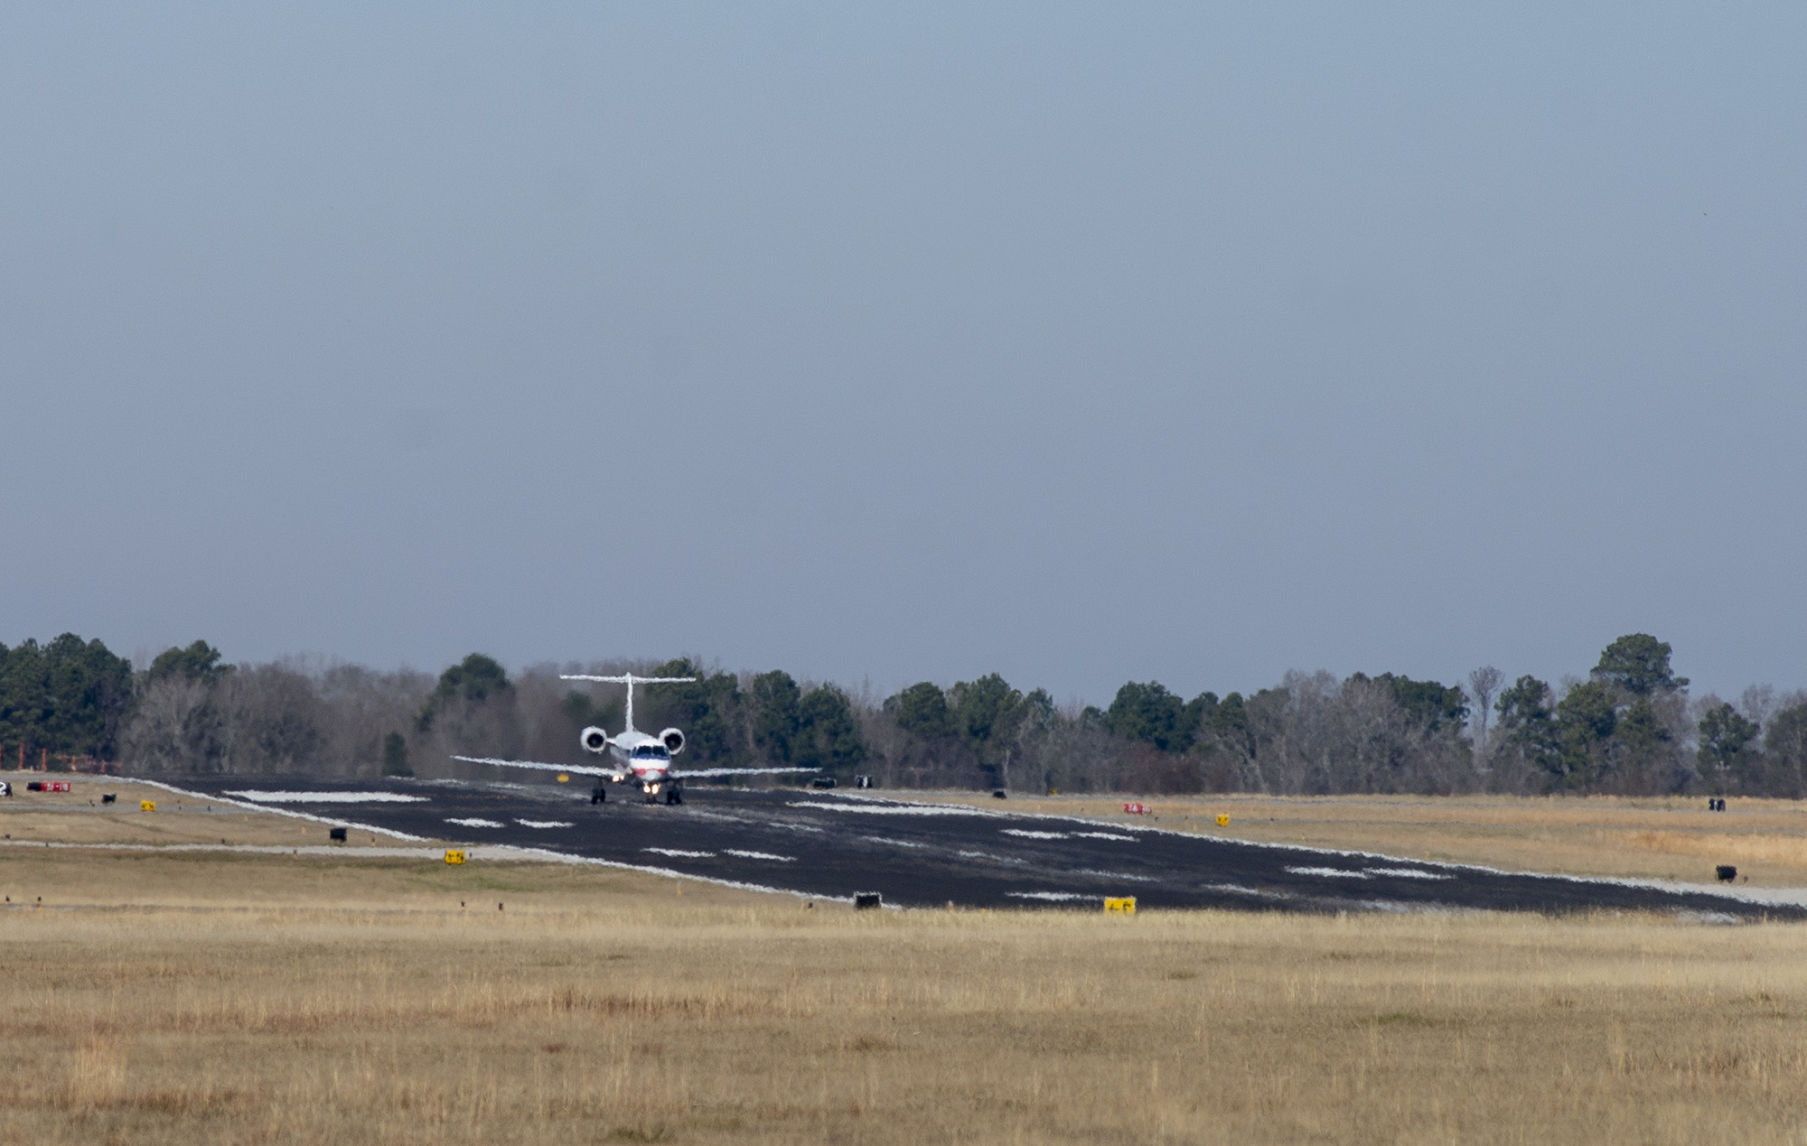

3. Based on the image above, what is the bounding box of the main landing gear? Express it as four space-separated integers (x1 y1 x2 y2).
590 785 607 805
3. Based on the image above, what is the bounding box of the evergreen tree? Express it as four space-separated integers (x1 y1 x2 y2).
748 670 802 767
1592 634 1688 696
796 685 866 777
1105 681 1192 753
382 731 412 777
1697 703 1761 794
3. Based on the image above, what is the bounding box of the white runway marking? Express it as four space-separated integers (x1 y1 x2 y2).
860 835 926 849
1002 828 1068 840
643 847 712 859
1205 883 1293 901
1074 831 1138 841
1365 867 1452 880
446 817 505 828
225 790 427 804
1007 891 1095 902
1075 869 1155 883
957 849 1026 865
723 849 795 862
787 801 995 816
514 819 573 829
1286 865 1369 879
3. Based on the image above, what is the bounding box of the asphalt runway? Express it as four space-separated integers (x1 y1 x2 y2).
161 776 1803 920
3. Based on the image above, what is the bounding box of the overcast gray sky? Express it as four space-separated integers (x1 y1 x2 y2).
4 4 1803 705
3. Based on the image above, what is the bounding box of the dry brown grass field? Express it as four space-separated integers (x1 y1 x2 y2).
916 790 1807 888
7 784 1807 1143
0 779 415 851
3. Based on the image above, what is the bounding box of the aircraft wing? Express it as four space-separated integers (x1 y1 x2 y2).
673 766 823 779
452 755 615 778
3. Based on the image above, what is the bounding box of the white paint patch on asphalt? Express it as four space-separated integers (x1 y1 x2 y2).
957 849 1026 865
787 801 996 817
1075 869 1155 883
1205 883 1293 901
723 849 796 862
514 819 573 829
861 836 925 849
1285 866 1369 879
1365 867 1452 880
1007 891 1094 902
225 790 427 804
1074 831 1138 841
446 817 505 828
643 847 712 859
1002 829 1068 840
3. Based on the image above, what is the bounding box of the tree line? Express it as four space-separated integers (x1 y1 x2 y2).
5 631 1806 798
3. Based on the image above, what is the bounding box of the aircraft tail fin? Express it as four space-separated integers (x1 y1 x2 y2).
559 673 697 734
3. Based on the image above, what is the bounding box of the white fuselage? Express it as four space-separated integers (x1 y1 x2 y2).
608 732 673 785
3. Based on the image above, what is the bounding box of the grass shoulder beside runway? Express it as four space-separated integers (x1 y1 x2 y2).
0 779 417 851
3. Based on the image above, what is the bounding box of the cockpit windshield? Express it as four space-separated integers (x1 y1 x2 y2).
631 744 671 760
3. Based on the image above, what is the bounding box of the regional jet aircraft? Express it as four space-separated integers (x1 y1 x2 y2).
454 673 816 804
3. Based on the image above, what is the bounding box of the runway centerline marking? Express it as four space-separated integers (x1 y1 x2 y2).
446 817 505 828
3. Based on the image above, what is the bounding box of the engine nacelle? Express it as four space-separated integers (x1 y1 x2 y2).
580 726 611 753
660 727 686 756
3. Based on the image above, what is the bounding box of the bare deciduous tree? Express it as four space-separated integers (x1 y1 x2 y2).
1467 666 1503 756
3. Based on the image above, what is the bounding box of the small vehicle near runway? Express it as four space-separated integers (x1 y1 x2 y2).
811 777 837 789
0 780 10 797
